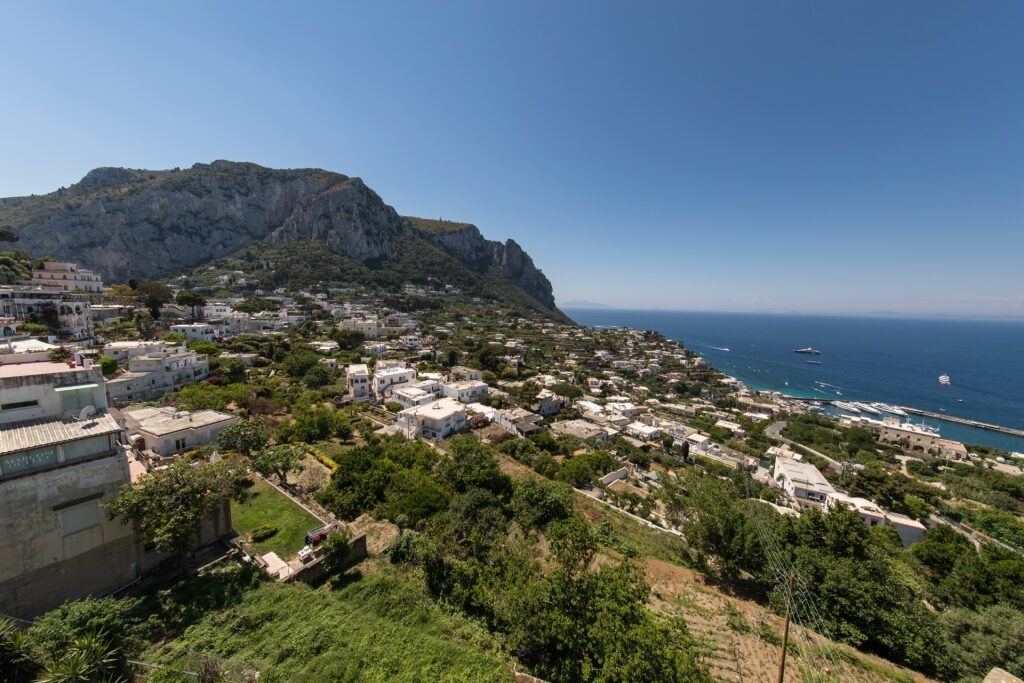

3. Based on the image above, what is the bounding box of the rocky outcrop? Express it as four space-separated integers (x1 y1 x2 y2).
3 160 560 312
269 177 401 262
410 221 557 309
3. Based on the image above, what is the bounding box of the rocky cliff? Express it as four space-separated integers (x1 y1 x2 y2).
408 219 556 310
1 161 559 313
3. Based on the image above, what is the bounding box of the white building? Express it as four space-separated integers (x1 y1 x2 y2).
373 365 416 399
774 455 926 547
170 323 217 342
449 366 483 382
105 345 210 405
396 398 468 440
30 261 104 293
121 406 238 459
626 421 662 441
346 364 370 400
441 380 489 404
392 386 435 409
0 286 93 339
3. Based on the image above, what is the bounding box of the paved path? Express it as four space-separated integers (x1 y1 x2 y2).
765 421 842 469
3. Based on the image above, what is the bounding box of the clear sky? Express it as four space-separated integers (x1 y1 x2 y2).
1 1 1022 316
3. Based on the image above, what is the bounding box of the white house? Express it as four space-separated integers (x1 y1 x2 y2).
170 323 217 342
373 365 416 399
30 261 104 293
104 345 210 405
392 386 435 409
396 398 468 440
346 364 370 400
441 380 489 404
122 406 238 458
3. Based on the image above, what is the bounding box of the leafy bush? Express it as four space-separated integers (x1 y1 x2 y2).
251 524 279 542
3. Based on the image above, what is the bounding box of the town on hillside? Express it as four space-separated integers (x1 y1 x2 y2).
2 259 1023 683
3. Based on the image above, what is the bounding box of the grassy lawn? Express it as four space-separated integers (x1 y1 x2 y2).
231 478 322 558
144 570 514 682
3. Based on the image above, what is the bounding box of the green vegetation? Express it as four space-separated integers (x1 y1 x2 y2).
146 571 513 682
231 478 321 557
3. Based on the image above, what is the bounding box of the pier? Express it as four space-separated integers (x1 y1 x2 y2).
900 407 1024 438
780 397 1024 438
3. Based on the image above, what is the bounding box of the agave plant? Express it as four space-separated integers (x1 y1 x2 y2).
0 617 42 682
36 629 126 683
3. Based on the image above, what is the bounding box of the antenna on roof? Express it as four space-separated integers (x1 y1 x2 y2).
76 405 97 422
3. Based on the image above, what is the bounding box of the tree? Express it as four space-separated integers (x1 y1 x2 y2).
546 516 596 573
0 226 18 242
97 355 119 376
328 328 365 350
133 281 173 318
549 382 583 401
217 421 269 457
105 284 135 305
133 311 155 340
511 478 574 531
252 444 306 483
105 458 249 571
175 290 207 319
319 530 353 576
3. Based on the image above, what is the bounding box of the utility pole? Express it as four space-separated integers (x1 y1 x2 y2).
777 572 795 683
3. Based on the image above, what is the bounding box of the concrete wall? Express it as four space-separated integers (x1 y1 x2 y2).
0 453 137 619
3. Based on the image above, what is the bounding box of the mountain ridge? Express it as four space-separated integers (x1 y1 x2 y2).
1 161 561 317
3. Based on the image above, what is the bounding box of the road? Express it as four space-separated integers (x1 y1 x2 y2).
765 421 842 469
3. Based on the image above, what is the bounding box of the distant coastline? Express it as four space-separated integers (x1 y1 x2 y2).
566 307 1024 453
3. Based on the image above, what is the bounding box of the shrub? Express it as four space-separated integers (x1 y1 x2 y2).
251 524 279 542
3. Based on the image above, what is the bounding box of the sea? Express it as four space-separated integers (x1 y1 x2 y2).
564 309 1024 454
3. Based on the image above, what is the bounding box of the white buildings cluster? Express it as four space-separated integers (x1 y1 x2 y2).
772 454 926 546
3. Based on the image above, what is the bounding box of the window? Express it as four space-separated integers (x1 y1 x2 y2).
62 435 112 462
59 500 101 535
0 446 58 477
58 385 96 417
1 399 38 412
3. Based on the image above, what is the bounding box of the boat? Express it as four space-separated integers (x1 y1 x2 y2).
939 374 951 385
834 401 861 413
853 402 881 416
794 347 821 355
805 360 822 365
872 402 908 417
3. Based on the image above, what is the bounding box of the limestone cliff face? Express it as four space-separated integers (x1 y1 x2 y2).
3 160 559 312
410 221 556 310
269 177 401 261
10 162 345 282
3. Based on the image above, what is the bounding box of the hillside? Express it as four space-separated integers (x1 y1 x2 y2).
1 161 561 317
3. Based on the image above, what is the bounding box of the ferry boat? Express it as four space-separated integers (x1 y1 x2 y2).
939 374 951 385
794 347 822 355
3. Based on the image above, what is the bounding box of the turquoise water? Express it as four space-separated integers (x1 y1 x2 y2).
566 309 1024 453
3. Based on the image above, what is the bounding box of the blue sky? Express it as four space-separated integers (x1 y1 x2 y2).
1 1 1022 316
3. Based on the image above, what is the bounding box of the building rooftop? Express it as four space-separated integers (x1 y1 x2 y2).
399 398 465 420
0 413 121 456
124 407 235 436
0 361 92 380
776 457 835 495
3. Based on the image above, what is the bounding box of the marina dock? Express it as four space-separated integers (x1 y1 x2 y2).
900 407 1024 438
782 397 1024 438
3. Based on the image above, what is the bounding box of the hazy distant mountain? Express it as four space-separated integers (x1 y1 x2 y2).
560 299 613 309
0 161 562 317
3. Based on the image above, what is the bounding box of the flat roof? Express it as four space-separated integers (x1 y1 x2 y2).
399 398 465 420
125 407 235 436
0 413 121 455
0 362 93 380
